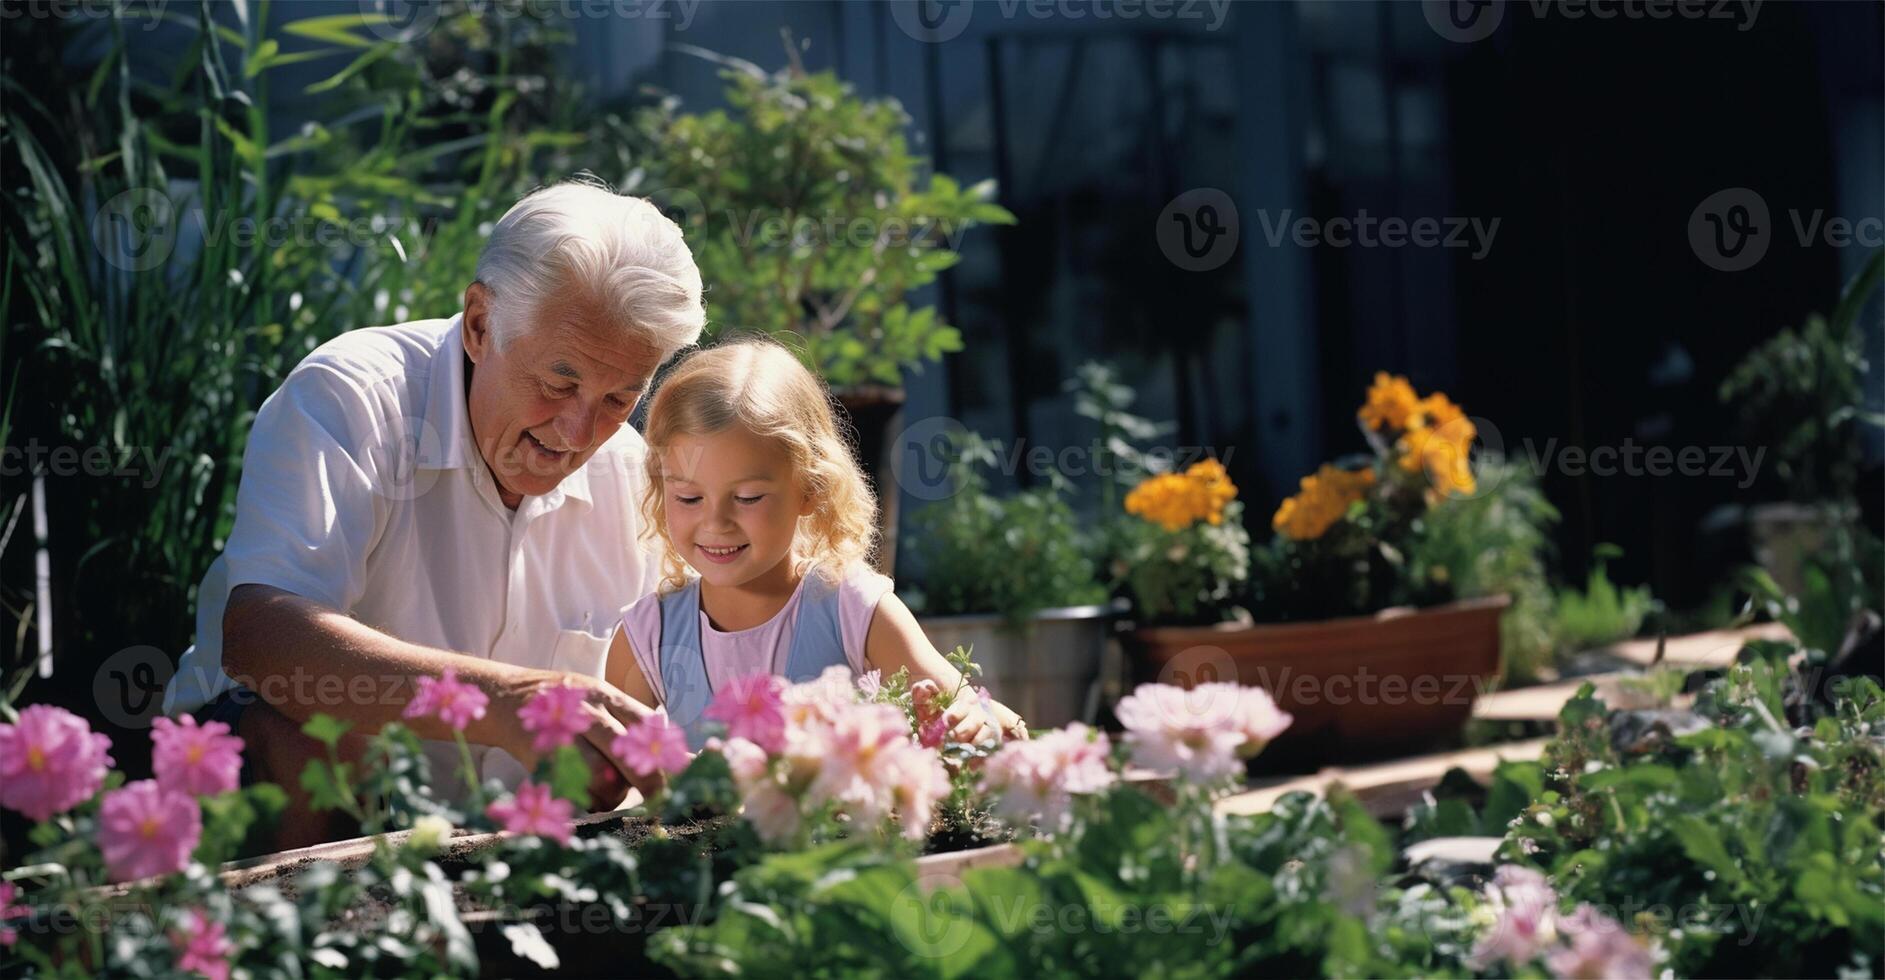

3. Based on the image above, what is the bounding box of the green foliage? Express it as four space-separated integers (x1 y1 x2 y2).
905 434 1105 624
1740 522 1884 663
0 0 615 674
1551 543 1656 653
1482 658 1885 977
648 785 1472 980
639 55 1014 387
1113 499 1253 626
1719 249 1884 503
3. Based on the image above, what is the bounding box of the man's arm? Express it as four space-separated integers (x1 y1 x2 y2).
223 583 657 797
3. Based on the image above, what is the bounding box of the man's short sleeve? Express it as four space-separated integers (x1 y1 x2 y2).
219 363 390 612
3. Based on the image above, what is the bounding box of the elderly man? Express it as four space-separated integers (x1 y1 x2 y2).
162 181 704 846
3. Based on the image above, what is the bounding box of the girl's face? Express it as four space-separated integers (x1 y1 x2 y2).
660 425 814 589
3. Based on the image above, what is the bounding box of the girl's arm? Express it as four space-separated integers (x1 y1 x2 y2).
864 592 1028 742
605 625 662 709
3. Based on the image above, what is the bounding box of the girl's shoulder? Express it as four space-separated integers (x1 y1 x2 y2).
805 557 893 602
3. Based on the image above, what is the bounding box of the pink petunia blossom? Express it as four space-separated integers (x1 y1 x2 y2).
807 702 911 823
855 670 885 701
1469 864 1561 970
1114 684 1253 782
98 780 201 882
403 668 489 732
883 740 952 840
718 736 772 793
981 723 1116 831
1547 903 1656 980
740 782 803 845
612 711 691 778
151 715 244 797
704 674 787 754
171 908 234 980
0 704 114 822
517 684 591 753
0 880 24 948
485 779 575 845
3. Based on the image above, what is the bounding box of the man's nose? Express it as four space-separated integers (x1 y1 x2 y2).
551 401 601 452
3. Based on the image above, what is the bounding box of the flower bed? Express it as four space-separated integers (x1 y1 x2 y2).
2 627 1880 977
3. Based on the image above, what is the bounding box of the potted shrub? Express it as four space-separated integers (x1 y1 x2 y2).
1719 249 1883 596
902 434 1114 728
1121 375 1557 762
639 51 1016 572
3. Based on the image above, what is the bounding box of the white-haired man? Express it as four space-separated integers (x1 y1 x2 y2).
162 181 703 846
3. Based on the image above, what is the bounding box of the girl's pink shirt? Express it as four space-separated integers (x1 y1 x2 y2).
618 560 894 705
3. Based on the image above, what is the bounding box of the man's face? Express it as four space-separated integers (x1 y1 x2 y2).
462 283 660 507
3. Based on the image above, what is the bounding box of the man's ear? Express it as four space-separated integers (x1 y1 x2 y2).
463 282 495 364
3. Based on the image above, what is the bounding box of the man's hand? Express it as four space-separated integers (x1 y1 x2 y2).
502 670 663 806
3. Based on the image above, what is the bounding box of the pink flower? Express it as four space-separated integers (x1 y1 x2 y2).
1548 904 1656 980
485 779 575 845
982 724 1116 831
917 714 950 749
151 715 244 797
171 908 234 980
517 684 591 753
0 704 114 822
704 674 787 754
611 711 691 778
808 702 911 823
718 736 772 793
855 670 885 700
883 741 952 840
740 782 803 845
0 880 25 947
1114 683 1257 783
98 780 200 882
404 668 489 732
1470 865 1561 969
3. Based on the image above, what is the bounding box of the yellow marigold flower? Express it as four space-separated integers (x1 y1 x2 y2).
1271 464 1375 541
1125 459 1241 531
1400 411 1477 497
1358 373 1421 432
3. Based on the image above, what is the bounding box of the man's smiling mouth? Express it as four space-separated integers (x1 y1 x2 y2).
523 431 568 461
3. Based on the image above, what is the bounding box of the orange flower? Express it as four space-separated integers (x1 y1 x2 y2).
1358 373 1421 432
1272 464 1376 541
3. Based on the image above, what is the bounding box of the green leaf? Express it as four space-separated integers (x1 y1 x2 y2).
548 744 592 808
279 13 384 48
302 713 353 749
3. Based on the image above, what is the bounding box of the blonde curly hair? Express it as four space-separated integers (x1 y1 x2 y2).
639 337 879 593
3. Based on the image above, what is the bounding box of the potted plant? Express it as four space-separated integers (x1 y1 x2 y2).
1120 375 1556 762
902 434 1114 728
639 50 1016 572
1719 249 1883 596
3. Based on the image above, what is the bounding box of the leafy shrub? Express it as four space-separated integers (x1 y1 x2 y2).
638 55 1014 388
1551 544 1656 653
1718 249 1882 503
904 435 1106 624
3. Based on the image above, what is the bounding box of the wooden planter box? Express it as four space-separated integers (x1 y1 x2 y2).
1125 595 1511 767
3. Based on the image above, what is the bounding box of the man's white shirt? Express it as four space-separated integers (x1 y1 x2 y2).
164 314 660 797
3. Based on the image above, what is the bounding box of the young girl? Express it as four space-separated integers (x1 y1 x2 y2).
606 338 1026 750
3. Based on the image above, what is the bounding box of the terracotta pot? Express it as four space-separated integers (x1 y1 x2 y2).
1124 595 1511 766
831 384 906 576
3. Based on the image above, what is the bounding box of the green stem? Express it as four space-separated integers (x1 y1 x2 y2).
456 731 485 813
